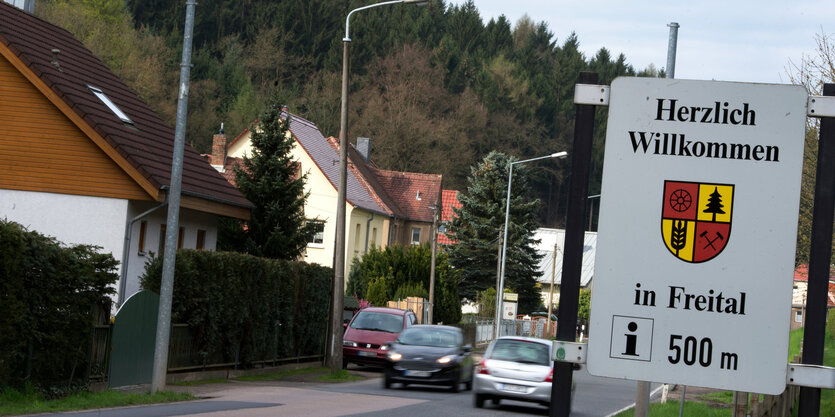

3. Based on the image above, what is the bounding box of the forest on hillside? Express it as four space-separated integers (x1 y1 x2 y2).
37 0 664 227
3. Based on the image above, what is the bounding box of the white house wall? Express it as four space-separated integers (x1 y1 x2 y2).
227 130 389 282
0 188 128 289
122 202 218 304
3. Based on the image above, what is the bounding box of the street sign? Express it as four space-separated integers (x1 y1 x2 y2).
587 77 807 394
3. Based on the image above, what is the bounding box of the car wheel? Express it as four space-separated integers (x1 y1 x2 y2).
382 368 392 389
474 393 486 408
448 370 461 393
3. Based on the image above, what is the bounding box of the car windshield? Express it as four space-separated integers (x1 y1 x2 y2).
489 339 551 366
349 311 403 333
397 328 460 347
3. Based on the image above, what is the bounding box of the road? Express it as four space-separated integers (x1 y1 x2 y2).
326 366 660 417
29 367 660 417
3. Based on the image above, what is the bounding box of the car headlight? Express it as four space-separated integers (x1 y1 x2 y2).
343 340 357 347
388 352 402 361
436 355 454 364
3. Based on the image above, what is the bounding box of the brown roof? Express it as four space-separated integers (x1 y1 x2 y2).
438 189 461 245
371 169 441 223
0 3 251 212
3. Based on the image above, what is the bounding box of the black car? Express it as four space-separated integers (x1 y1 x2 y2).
382 325 474 392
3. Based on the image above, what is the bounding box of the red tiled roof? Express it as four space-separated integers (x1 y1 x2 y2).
0 3 251 210
438 189 461 245
371 169 441 223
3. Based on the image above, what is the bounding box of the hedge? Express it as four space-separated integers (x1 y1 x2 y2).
0 219 117 390
139 250 332 367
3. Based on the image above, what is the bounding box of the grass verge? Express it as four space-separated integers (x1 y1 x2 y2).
315 370 364 382
0 387 193 416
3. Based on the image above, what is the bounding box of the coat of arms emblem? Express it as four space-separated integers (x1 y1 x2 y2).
661 180 734 263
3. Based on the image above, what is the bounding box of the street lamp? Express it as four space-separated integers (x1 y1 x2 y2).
495 152 568 339
329 0 428 372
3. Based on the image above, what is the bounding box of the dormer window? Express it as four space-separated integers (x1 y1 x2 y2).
88 85 133 124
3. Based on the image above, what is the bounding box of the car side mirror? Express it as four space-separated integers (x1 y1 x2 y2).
463 344 472 353
343 323 348 329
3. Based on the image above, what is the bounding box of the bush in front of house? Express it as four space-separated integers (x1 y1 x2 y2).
347 243 462 325
0 219 117 391
139 250 331 367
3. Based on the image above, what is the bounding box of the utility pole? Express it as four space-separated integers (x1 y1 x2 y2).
493 226 503 339
546 242 558 338
428 204 438 323
150 0 196 393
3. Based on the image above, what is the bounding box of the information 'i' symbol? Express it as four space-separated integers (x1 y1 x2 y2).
623 321 639 356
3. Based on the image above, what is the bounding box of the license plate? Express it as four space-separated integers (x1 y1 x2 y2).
500 383 529 393
404 370 431 377
358 351 376 357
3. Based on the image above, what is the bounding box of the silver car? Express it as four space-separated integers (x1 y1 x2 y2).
473 336 554 408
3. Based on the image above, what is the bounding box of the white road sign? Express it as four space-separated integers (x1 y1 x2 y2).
587 77 807 394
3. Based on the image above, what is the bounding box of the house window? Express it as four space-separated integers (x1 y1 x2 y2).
354 224 361 254
795 311 803 323
158 225 184 252
158 224 166 253
307 220 325 247
138 221 147 254
88 85 133 124
371 227 377 247
291 161 301 181
411 228 421 245
196 229 206 250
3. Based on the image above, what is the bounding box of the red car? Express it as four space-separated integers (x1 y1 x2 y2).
343 307 417 367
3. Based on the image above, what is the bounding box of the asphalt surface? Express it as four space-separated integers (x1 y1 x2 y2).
25 364 661 416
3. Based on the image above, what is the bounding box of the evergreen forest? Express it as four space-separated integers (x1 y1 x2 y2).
37 0 664 228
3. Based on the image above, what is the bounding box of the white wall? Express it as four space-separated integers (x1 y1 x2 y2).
0 189 220 308
122 202 218 304
0 188 129 288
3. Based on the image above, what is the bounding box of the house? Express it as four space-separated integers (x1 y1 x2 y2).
438 189 462 245
0 3 252 307
791 264 835 331
534 228 598 308
211 118 442 280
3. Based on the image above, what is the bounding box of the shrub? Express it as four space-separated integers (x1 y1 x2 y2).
347 244 461 324
0 219 117 390
139 250 331 366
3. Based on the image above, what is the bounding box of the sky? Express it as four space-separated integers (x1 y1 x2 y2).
447 0 832 84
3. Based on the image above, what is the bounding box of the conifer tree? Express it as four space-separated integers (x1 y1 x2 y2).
445 151 544 313
220 99 314 259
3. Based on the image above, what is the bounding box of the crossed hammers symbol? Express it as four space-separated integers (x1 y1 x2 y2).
700 231 724 250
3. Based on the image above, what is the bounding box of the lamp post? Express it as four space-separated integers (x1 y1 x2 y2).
328 0 427 372
495 152 568 339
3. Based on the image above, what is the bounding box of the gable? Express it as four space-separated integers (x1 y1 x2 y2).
0 54 150 200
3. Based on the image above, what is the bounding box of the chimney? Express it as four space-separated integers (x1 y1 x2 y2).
211 123 227 172
357 137 371 163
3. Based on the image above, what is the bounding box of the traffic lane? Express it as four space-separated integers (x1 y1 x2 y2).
573 367 663 417
335 380 550 417
327 365 661 417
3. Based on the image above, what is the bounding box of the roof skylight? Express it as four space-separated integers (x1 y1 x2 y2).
88 85 133 124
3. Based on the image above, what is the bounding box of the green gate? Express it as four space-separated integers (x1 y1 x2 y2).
108 290 159 387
